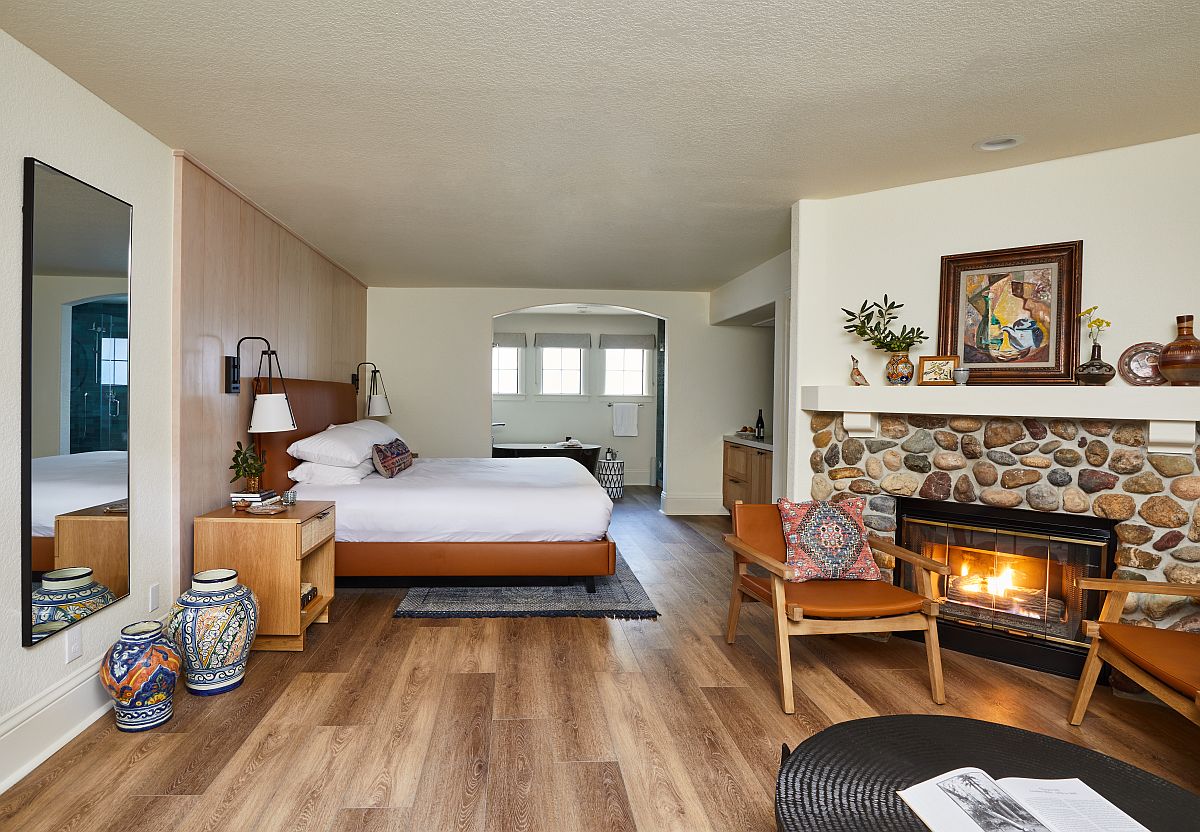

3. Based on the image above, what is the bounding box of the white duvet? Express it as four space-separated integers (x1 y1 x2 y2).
292 456 614 543
31 451 128 537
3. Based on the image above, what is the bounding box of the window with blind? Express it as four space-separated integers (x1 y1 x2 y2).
492 333 526 395
600 333 655 396
534 333 591 396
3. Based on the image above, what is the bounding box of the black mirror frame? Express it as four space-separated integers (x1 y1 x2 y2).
22 158 134 647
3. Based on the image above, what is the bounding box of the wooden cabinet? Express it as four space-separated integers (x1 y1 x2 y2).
722 440 773 510
55 502 129 599
752 450 773 504
194 501 336 652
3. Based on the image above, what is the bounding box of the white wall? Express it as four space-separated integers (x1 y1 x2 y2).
710 250 791 499
0 32 175 790
789 133 1200 492
709 250 789 325
491 312 660 485
367 288 774 514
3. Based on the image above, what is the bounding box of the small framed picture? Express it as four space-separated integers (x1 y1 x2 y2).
918 355 960 386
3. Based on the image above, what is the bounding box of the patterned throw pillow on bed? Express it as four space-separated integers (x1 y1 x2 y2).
371 438 413 478
776 496 881 583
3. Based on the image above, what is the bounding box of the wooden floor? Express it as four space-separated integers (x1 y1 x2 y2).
5 487 1198 831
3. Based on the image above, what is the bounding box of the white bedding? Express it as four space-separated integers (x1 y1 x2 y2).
31 451 128 537
292 457 613 543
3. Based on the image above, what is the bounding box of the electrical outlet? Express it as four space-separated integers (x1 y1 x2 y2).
148 582 160 613
65 624 82 664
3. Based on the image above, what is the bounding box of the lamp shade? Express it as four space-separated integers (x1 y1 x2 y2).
366 394 392 417
247 392 296 433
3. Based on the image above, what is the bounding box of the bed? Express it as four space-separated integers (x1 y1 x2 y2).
256 378 617 583
30 450 128 571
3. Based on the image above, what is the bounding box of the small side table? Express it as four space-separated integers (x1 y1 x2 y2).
596 458 625 499
193 501 335 651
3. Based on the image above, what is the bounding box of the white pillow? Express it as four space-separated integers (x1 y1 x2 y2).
335 419 400 445
286 420 401 467
289 459 375 485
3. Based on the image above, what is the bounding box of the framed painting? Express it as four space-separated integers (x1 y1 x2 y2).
937 241 1082 385
918 355 959 386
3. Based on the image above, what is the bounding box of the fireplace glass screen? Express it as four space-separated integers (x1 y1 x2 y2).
900 517 1106 646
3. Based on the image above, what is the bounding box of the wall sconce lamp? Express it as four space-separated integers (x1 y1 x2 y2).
224 336 297 433
352 362 392 417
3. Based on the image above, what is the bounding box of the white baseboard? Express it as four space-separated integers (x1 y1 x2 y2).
620 468 652 486
659 492 727 515
0 659 112 794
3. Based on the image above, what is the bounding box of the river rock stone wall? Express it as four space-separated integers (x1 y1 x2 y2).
809 412 1200 633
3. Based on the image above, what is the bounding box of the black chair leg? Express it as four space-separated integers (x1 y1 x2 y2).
584 576 597 593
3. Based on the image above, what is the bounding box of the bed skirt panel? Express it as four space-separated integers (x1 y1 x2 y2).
334 536 617 578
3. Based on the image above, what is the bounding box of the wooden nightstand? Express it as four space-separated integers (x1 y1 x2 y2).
193 501 335 651
55 501 129 598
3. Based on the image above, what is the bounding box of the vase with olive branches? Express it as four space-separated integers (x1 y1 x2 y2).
841 296 929 385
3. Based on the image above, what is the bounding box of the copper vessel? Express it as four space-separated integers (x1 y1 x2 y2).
1160 315 1200 386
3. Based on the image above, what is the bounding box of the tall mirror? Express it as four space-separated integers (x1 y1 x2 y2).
23 159 132 646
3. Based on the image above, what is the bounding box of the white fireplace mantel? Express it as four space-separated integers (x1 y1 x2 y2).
799 385 1200 454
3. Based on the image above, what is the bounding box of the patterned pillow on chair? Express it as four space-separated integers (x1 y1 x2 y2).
776 497 881 583
371 438 413 478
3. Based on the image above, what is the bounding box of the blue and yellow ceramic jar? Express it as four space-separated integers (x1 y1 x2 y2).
31 567 116 636
100 621 182 731
167 569 258 695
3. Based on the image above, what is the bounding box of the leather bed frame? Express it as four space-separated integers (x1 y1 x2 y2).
254 377 616 581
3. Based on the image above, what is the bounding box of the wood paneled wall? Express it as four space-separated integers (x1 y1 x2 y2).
175 156 366 587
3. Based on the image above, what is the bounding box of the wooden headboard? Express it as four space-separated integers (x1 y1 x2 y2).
254 377 358 494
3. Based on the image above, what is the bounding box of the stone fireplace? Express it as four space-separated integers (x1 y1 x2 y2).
806 407 1200 661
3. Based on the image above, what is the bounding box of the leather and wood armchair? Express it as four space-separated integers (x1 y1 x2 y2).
723 501 949 714
1068 577 1200 726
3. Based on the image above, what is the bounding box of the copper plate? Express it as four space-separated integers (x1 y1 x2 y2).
1118 341 1166 386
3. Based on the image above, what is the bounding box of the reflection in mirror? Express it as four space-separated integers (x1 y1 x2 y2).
24 159 132 646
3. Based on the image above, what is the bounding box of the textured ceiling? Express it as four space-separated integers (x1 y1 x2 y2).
33 161 131 277
3 1 1199 290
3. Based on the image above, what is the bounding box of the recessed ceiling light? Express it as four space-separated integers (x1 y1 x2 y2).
973 135 1024 152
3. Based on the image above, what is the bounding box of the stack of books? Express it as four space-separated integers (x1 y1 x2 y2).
230 489 280 507
300 582 319 609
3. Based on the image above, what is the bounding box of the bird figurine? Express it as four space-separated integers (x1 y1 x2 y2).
850 355 870 386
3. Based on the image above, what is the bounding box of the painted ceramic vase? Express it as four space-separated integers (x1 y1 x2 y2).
1076 343 1116 386
167 569 258 695
100 621 182 731
884 352 915 385
1160 314 1200 386
30 567 116 635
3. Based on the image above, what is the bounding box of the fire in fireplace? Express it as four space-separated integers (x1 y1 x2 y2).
895 499 1114 676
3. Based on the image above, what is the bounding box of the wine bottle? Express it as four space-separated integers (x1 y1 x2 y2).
754 409 765 441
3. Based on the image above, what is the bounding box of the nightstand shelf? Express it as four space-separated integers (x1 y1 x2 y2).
194 500 336 652
300 594 332 625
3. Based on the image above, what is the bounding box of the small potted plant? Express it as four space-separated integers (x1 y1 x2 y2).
229 441 266 493
841 296 929 385
1076 305 1115 385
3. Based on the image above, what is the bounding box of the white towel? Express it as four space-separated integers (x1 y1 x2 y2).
612 403 639 437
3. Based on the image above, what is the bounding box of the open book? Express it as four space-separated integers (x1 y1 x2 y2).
898 767 1149 832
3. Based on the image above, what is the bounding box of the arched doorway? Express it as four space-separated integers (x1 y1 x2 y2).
491 303 667 493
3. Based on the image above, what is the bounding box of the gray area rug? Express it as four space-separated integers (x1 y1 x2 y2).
393 553 659 620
